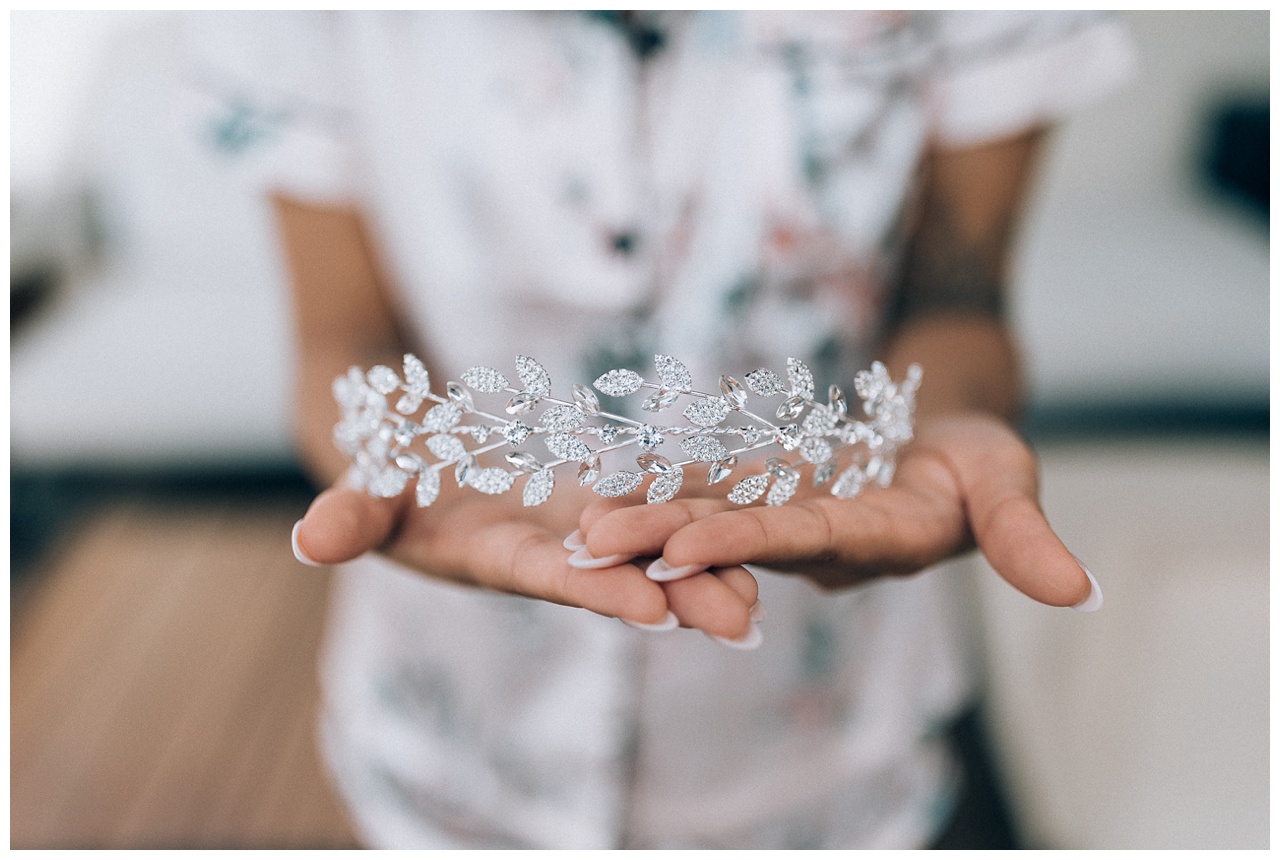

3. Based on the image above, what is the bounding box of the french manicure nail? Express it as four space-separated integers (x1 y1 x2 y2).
1071 557 1103 612
562 529 587 552
708 624 763 651
646 557 706 581
749 600 767 623
622 611 679 632
291 520 323 567
567 547 632 570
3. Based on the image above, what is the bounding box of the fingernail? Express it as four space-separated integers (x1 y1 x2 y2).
291 520 323 567
1071 557 1103 612
567 547 632 570
562 529 587 552
646 557 706 582
708 623 763 651
622 611 679 632
749 600 767 623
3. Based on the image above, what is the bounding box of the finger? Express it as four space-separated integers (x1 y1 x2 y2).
295 484 409 565
578 495 645 536
659 566 755 639
586 498 737 559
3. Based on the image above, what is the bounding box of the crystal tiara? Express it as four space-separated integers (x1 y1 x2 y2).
334 354 921 509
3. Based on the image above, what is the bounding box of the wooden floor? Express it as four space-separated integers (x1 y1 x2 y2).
11 500 362 849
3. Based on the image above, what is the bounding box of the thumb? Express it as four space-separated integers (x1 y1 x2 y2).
292 480 409 566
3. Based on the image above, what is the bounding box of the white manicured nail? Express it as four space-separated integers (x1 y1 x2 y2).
708 623 763 651
567 547 631 569
646 558 706 581
291 520 323 567
1071 557 1103 612
622 611 679 632
562 530 587 551
749 601 767 623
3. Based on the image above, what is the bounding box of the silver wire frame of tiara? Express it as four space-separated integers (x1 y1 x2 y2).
333 354 921 509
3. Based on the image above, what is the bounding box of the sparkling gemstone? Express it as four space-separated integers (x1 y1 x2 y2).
593 368 645 397
592 471 644 498
596 425 619 444
505 451 544 473
578 455 602 486
641 388 681 413
647 464 684 504
636 425 664 450
502 421 533 446
744 368 785 397
813 461 837 487
516 355 552 398
447 382 474 411
522 469 555 507
739 426 762 445
776 395 807 421
707 456 737 485
454 455 475 486
505 392 539 414
765 457 799 482
471 425 491 443
468 467 516 495
393 420 421 447
786 357 815 399
728 474 769 505
683 397 730 428
395 453 425 473
545 431 592 462
828 384 848 417
461 365 509 393
774 424 803 450
541 404 584 431
636 452 672 474
654 354 693 391
572 383 602 416
719 375 748 409
680 434 730 463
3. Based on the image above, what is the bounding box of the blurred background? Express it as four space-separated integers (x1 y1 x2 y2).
10 10 1268 849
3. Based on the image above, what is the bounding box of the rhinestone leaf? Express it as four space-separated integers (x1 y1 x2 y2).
427 433 467 462
367 365 400 395
802 404 839 435
774 424 803 450
828 384 848 417
683 397 730 428
786 357 815 399
468 467 516 495
422 403 462 433
516 355 552 398
854 362 891 401
572 383 602 416
403 354 431 398
541 404 584 431
642 389 681 412
636 425 664 449
745 368 785 396
831 465 866 499
522 469 555 507
654 354 693 391
728 474 769 505
637 452 672 474
578 455 601 486
506 451 544 473
369 466 409 498
546 431 592 462
813 461 837 487
719 375 748 409
505 392 539 414
395 393 424 415
501 421 533 446
415 469 441 507
647 464 684 504
708 456 737 485
594 369 645 397
800 437 833 465
776 395 806 421
462 366 509 393
766 474 799 506
680 434 730 462
593 471 644 498
334 367 367 409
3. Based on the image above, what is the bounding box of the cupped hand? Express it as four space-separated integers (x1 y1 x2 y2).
291 470 760 639
579 412 1097 608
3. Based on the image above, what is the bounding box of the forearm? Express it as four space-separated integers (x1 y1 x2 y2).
883 314 1022 422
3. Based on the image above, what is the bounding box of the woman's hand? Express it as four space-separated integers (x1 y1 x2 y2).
577 412 1098 609
291 474 761 641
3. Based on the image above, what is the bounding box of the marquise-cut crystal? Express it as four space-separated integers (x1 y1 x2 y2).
593 471 644 498
642 389 681 412
505 392 539 414
593 369 645 397
828 384 848 417
516 355 552 398
454 454 475 486
578 455 601 486
774 424 803 450
719 375 748 409
367 365 401 395
680 434 730 462
545 431 592 462
636 452 672 474
506 451 544 473
776 395 806 421
728 473 769 505
654 354 693 391
462 366 509 393
522 469 555 507
446 381 474 411
765 457 799 481
572 383 602 416
707 456 736 485
813 461 837 487
745 368 785 396
647 465 683 504
395 453 425 473
415 469 441 507
683 397 730 428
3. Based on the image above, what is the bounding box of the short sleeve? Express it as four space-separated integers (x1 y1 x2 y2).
928 11 1138 147
176 11 359 204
